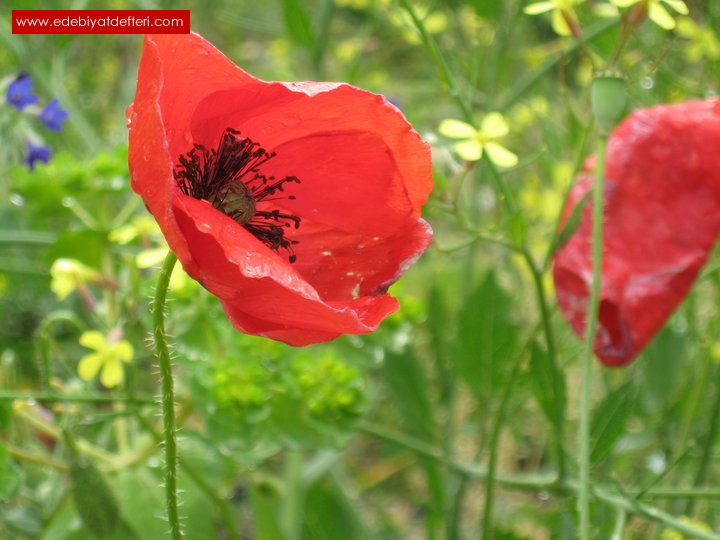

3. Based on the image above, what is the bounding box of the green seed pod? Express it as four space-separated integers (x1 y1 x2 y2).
591 70 628 133
64 430 121 537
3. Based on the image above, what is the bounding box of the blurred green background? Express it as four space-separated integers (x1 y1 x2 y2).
2 0 720 538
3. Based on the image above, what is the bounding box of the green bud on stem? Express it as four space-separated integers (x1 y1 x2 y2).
591 70 628 133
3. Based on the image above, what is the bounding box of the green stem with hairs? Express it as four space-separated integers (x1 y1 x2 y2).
578 133 608 539
153 251 181 540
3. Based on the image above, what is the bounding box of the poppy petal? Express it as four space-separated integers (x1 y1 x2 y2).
172 195 405 340
553 100 720 366
189 83 431 222
129 32 433 345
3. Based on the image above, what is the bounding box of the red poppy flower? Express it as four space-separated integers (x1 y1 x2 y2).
127 33 432 346
553 100 720 366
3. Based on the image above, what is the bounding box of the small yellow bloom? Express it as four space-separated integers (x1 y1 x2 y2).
109 215 160 245
78 330 133 388
523 0 581 37
676 16 720 61
50 259 101 300
610 0 688 30
439 113 518 168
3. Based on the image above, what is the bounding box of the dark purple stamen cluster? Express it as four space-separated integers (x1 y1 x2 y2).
174 128 301 263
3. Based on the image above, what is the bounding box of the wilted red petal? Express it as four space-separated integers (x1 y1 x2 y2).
128 33 432 345
553 100 720 366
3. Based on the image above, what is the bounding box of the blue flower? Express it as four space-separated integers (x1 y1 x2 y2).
6 73 38 111
38 98 68 131
24 141 51 170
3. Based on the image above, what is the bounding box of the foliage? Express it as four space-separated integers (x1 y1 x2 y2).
2 0 720 538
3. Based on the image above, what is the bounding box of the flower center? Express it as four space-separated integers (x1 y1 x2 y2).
173 128 301 263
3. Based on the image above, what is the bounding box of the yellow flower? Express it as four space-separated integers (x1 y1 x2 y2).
78 330 133 388
439 113 518 168
675 16 720 61
50 259 101 300
109 215 160 245
610 0 688 30
135 248 192 292
523 0 582 37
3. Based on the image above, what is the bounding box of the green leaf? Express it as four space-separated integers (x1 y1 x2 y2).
250 479 285 540
46 230 106 268
638 327 685 413
114 468 168 539
456 271 521 401
382 349 435 441
590 382 636 463
528 342 566 431
545 190 590 263
427 286 453 405
281 0 316 50
0 442 22 502
302 480 364 540
382 349 446 529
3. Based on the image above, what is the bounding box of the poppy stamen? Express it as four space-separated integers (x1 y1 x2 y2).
174 128 301 263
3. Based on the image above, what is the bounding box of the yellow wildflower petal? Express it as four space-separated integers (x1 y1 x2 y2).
114 341 134 363
78 353 104 381
454 140 483 161
485 142 519 168
610 0 639 7
648 2 676 29
551 8 572 36
523 1 556 15
439 119 477 139
662 0 688 15
481 112 510 139
136 248 169 269
100 358 124 388
79 331 107 351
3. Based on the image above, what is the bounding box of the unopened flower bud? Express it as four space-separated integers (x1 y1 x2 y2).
591 70 628 132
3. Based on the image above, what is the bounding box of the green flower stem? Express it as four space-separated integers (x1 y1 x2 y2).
578 133 608 539
153 250 181 540
0 230 56 244
0 390 153 404
359 423 720 539
480 351 524 539
397 0 473 122
6 442 69 472
686 361 720 515
13 403 115 463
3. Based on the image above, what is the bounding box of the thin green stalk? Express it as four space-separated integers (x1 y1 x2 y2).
481 352 525 539
0 390 153 404
397 0 473 122
153 251 181 540
0 230 56 244
6 443 68 472
686 362 720 515
360 423 720 539
578 133 608 539
525 250 566 482
495 19 619 111
484 156 566 482
283 451 304 540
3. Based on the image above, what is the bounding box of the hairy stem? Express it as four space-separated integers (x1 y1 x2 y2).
153 251 181 540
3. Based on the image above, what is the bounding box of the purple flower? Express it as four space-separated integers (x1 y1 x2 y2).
6 73 38 111
38 98 68 131
24 141 51 170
